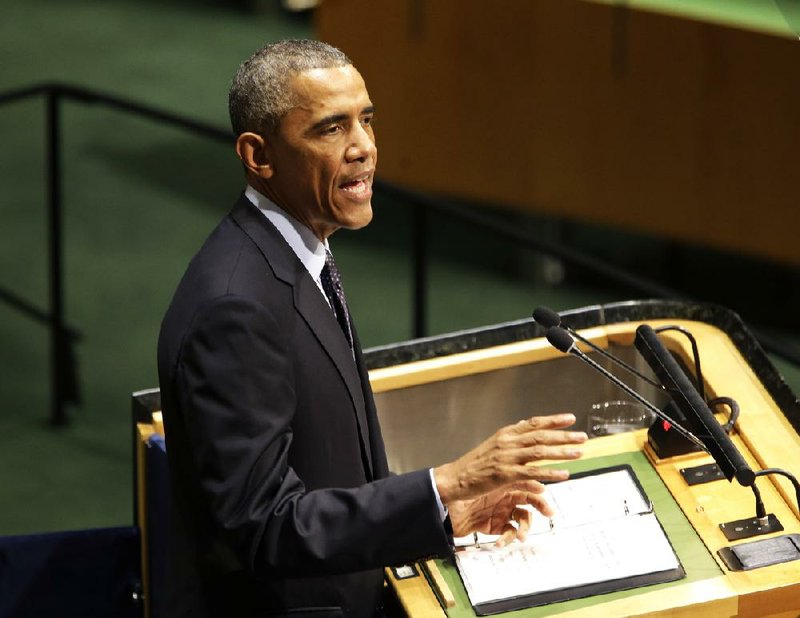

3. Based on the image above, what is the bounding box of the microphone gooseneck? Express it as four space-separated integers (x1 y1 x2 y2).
545 326 707 452
533 306 665 391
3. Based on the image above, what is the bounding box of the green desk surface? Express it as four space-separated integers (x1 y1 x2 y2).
437 450 722 617
587 0 798 38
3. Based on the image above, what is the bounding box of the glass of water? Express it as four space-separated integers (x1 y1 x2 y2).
587 400 655 438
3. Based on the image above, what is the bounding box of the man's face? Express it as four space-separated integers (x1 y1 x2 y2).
260 65 377 240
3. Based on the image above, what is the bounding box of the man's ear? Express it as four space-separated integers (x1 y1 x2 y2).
235 132 274 179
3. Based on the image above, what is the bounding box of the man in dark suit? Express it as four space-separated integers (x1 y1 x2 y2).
158 39 587 617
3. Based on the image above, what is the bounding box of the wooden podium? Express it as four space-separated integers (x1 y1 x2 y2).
364 301 800 617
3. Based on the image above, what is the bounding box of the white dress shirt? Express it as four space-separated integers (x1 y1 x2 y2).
245 184 330 306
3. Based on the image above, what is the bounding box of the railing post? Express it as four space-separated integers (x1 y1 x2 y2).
46 87 67 426
412 202 428 339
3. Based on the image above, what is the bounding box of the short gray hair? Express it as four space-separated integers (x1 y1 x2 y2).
229 39 352 136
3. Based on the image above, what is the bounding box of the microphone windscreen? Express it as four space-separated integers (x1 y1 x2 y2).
533 306 561 328
546 326 575 354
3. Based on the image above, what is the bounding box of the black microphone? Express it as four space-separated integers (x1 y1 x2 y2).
532 306 562 329
635 324 755 487
546 326 707 451
533 306 665 391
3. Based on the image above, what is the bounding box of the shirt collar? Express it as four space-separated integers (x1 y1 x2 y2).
244 185 328 282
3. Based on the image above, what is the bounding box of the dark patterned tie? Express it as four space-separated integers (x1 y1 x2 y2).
320 250 353 348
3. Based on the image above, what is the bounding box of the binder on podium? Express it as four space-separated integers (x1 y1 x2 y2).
453 465 685 615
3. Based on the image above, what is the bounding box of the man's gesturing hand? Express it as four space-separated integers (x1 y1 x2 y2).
433 413 587 539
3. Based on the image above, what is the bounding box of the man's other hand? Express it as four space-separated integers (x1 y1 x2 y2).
433 413 587 541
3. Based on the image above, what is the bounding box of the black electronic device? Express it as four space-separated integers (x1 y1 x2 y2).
718 534 800 571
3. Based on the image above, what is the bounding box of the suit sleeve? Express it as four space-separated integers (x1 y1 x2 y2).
175 294 452 576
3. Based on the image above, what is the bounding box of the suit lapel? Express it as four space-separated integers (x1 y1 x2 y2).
293 274 374 479
230 195 374 479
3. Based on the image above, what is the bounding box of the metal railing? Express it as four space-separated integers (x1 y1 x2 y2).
0 83 235 425
1 82 797 425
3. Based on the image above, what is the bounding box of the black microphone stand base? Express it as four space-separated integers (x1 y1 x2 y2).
647 419 703 459
719 513 783 542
